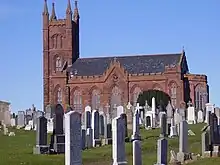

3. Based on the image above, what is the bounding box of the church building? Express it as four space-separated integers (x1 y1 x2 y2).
43 1 209 113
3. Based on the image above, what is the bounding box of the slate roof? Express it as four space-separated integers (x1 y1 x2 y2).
67 53 182 76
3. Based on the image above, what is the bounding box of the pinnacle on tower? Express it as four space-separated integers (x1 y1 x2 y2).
42 0 49 15
74 0 79 21
50 2 57 21
66 0 72 14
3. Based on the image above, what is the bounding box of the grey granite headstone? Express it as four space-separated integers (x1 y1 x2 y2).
86 128 93 148
92 110 101 147
177 120 190 163
120 113 129 141
160 113 167 138
99 114 105 136
65 111 82 165
210 113 220 145
33 116 48 154
155 138 168 165
53 104 65 154
112 116 127 164
85 110 91 129
81 128 86 150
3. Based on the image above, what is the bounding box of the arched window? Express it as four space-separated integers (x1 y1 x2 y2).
170 82 177 108
55 57 62 71
57 87 62 104
110 86 122 119
195 85 205 110
132 87 141 106
91 89 101 110
73 90 82 112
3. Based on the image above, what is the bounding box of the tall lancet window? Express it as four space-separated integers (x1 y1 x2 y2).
56 57 62 71
91 89 101 110
132 87 141 106
57 87 62 104
170 82 177 108
73 89 82 112
195 85 205 110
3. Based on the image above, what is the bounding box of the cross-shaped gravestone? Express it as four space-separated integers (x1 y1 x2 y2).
187 101 193 107
136 103 143 114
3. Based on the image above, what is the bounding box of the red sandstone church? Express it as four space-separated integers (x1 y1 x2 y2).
43 1 209 112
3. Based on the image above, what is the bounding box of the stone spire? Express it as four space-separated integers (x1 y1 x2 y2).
66 0 72 14
50 2 57 21
42 0 49 15
73 0 79 22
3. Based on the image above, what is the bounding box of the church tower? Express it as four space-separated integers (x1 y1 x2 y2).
43 0 80 109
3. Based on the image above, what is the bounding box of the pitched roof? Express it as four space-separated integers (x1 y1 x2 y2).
67 53 182 76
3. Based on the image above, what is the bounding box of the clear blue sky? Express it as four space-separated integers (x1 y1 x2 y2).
0 0 219 112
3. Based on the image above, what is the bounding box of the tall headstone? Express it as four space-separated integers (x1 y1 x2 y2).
91 110 101 147
120 113 129 142
187 106 196 124
99 112 105 136
210 113 220 157
53 104 65 154
85 108 91 129
155 113 168 165
17 111 25 127
112 116 127 165
131 109 142 165
197 110 203 123
33 116 48 154
177 120 190 163
65 111 82 165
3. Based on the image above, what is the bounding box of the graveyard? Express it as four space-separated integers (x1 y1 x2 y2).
0 123 220 165
0 98 220 165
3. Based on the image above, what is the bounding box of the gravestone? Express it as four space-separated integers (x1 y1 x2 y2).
187 106 196 124
177 120 190 163
197 110 203 123
155 113 168 165
117 106 124 117
53 104 65 154
85 107 91 129
65 111 82 165
166 101 173 124
145 116 151 127
81 128 86 150
169 118 178 137
45 104 54 119
91 110 101 147
160 113 167 138
17 111 25 127
210 113 220 145
201 127 211 157
120 113 129 142
131 109 142 165
112 116 127 164
99 112 105 136
86 128 93 148
33 116 49 154
210 113 220 157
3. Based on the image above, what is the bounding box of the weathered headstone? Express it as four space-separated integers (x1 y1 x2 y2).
197 110 203 123
99 112 105 136
53 104 65 154
86 128 93 148
177 120 190 163
85 106 92 129
131 109 142 165
120 113 129 142
112 116 127 164
91 110 101 147
65 111 82 165
33 116 48 154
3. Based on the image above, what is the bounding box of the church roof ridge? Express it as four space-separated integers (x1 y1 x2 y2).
78 52 182 60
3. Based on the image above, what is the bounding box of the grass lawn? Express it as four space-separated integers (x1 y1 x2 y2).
1 124 220 165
